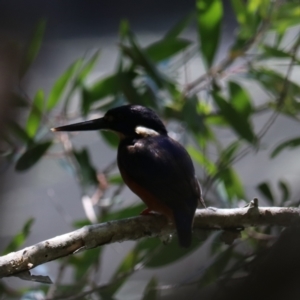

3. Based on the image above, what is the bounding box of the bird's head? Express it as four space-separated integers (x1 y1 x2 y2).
51 105 168 138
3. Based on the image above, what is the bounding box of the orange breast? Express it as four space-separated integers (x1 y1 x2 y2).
119 166 173 220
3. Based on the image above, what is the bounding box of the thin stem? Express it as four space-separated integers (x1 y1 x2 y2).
46 259 68 298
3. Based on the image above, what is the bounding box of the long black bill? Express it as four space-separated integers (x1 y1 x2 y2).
51 118 107 132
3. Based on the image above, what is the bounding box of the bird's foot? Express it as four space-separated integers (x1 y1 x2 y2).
200 197 206 208
140 208 156 216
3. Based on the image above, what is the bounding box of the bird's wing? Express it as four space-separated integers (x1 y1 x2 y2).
118 135 200 211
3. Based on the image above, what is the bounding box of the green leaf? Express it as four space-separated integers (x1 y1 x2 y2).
72 219 92 228
231 0 266 28
15 141 52 171
8 121 32 145
100 131 119 148
69 248 101 281
206 113 227 126
247 0 269 16
118 70 140 104
3 218 34 254
0 133 14 149
257 182 274 204
274 30 286 48
219 141 241 167
132 238 162 268
279 180 289 204
272 2 300 33
230 0 247 25
187 145 217 175
210 232 223 255
113 250 137 279
26 89 44 138
98 238 160 298
229 0 263 51
271 137 300 158
142 277 158 300
249 68 300 98
275 2 300 19
165 12 195 39
261 45 295 59
20 20 46 77
145 236 203 268
99 279 127 300
11 92 29 107
228 81 252 119
119 19 130 40
135 238 161 255
100 250 137 298
77 51 100 83
218 168 245 200
101 203 145 222
73 148 98 187
122 34 167 89
182 96 209 137
47 59 82 111
198 246 233 286
196 0 223 68
82 74 118 115
213 92 256 144
138 84 158 108
108 174 124 185
145 38 191 63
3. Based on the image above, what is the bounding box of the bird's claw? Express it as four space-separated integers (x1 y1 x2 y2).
140 208 155 216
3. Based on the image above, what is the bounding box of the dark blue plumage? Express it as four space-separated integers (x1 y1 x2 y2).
118 135 201 247
52 105 204 247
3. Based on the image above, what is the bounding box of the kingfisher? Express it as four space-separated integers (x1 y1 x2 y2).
52 105 204 247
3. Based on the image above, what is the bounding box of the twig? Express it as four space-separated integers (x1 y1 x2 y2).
1 203 300 278
202 31 300 197
184 14 271 97
229 32 300 166
49 280 111 300
50 233 190 300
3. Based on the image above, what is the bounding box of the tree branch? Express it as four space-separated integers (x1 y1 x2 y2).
1 201 300 278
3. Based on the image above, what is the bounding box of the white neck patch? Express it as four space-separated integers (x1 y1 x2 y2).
135 126 159 137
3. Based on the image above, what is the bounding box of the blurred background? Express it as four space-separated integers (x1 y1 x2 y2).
1 1 300 299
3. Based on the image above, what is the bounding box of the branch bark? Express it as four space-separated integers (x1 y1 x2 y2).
1 202 300 278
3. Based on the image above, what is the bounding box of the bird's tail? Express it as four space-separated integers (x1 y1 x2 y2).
173 208 194 248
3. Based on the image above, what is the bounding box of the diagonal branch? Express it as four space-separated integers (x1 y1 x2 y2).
1 201 300 278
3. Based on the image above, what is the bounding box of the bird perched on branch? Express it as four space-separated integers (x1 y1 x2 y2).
52 105 205 247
